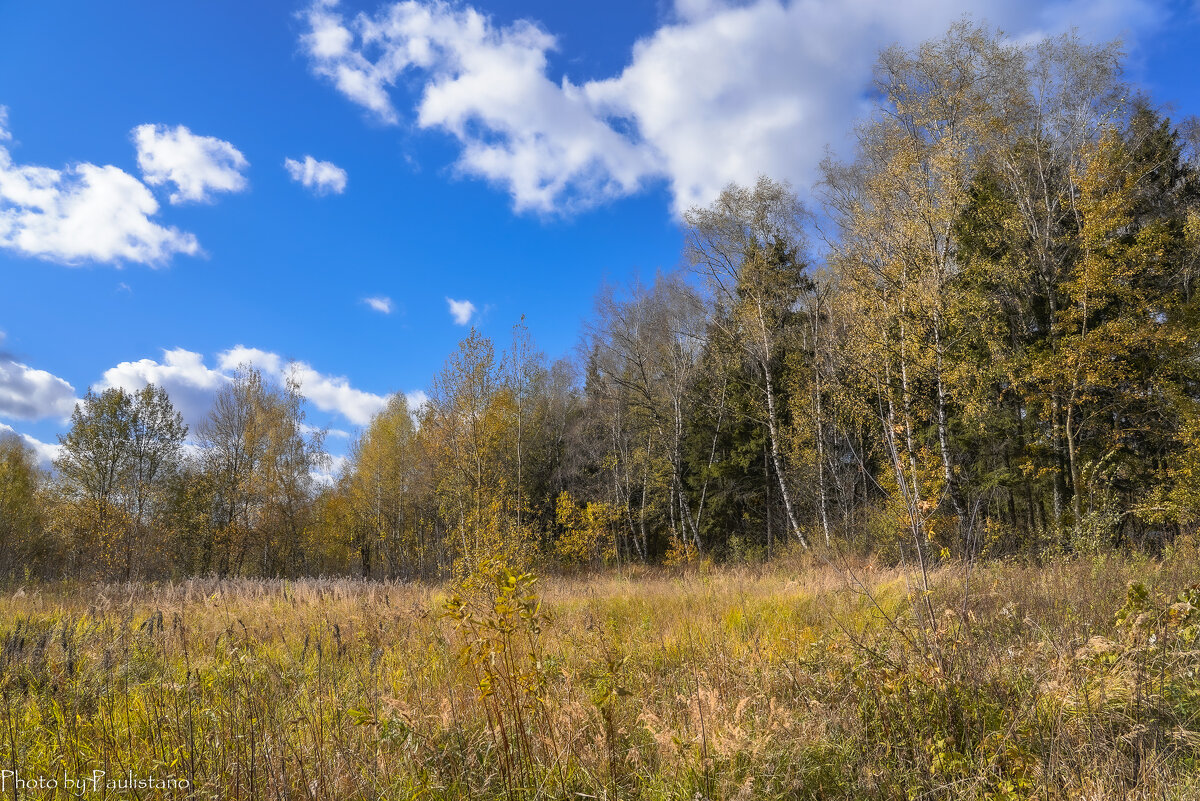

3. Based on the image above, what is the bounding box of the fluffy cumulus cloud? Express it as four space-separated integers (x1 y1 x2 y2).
301 0 654 212
0 355 78 422
133 124 249 204
302 0 1168 215
100 348 233 430
0 422 61 467
0 109 200 265
285 155 348 195
405 389 429 411
446 297 475 325
311 453 349 486
101 345 426 430
302 422 351 439
0 344 427 469
101 346 399 429
364 295 393 313
217 345 390 426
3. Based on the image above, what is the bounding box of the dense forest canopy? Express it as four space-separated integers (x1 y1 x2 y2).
4 23 1200 581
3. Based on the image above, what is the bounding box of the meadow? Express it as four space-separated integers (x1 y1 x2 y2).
3 544 1200 800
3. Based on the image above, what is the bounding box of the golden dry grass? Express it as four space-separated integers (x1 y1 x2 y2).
2 545 1199 799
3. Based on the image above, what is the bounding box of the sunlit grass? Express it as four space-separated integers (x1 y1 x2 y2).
2 545 1200 799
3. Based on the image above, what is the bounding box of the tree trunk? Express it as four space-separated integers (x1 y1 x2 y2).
756 301 808 548
932 322 966 542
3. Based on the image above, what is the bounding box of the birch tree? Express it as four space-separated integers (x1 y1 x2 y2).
685 177 814 547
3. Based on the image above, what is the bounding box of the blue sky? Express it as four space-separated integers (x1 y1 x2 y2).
2 0 1198 473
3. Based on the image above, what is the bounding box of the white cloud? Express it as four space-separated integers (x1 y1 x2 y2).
133 124 249 204
364 295 393 313
0 114 199 265
284 362 388 426
0 422 60 468
0 356 78 422
100 348 232 430
218 346 391 426
302 423 351 439
285 155 348 195
302 0 1168 215
311 453 349 486
102 345 402 429
446 297 475 325
214 345 427 427
291 364 381 424
217 345 284 375
405 389 429 411
303 0 397 122
301 0 653 212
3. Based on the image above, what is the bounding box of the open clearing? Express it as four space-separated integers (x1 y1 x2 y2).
4 548 1200 799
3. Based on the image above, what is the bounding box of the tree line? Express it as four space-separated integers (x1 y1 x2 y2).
3 23 1200 581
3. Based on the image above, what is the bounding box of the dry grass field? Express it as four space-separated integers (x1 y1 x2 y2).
3 544 1200 799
